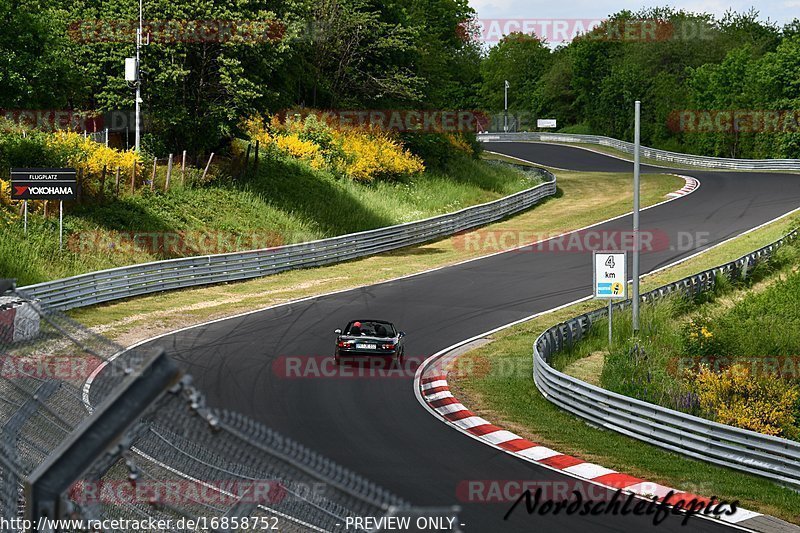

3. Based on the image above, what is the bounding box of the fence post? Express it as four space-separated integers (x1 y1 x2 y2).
254 140 259 171
165 153 173 191
243 143 252 179
150 157 157 191
104 128 109 147
115 166 120 197
181 150 187 186
100 165 107 202
201 152 214 182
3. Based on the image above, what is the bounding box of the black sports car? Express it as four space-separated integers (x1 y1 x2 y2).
334 319 406 363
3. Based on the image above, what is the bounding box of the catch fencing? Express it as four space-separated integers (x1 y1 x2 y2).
533 229 800 489
478 132 800 171
20 166 556 311
1 286 457 531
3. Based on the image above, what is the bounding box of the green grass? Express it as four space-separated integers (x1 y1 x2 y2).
0 153 539 285
449 213 800 524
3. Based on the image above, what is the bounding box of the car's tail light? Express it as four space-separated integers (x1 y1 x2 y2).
338 340 352 348
382 343 395 350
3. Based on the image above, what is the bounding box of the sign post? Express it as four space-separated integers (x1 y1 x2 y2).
11 168 77 250
632 100 641 335
23 200 27 234
593 251 627 345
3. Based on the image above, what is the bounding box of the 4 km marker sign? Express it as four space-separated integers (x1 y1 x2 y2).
593 251 626 345
593 251 627 298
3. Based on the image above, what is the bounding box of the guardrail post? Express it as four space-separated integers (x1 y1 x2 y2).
24 348 181 532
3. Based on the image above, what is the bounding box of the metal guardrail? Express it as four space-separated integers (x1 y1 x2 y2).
533 229 800 489
20 167 556 311
478 132 800 171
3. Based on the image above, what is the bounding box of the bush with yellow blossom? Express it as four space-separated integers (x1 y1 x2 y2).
693 363 800 438
243 114 424 182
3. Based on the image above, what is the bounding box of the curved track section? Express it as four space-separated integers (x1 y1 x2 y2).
95 143 800 532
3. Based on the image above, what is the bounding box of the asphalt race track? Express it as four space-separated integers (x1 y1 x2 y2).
101 143 800 532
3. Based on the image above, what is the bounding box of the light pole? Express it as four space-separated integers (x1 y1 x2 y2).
134 0 142 152
632 100 641 335
503 80 509 133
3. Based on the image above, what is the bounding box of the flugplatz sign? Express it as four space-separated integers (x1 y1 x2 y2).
11 168 77 200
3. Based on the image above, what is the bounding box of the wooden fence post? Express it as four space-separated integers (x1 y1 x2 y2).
115 166 121 197
201 152 214 182
165 153 173 191
150 157 157 191
181 150 187 186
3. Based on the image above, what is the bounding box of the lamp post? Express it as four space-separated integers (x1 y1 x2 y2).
503 80 509 133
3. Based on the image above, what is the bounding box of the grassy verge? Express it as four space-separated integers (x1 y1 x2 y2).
67 170 682 347
560 238 800 438
448 211 800 524
0 154 538 286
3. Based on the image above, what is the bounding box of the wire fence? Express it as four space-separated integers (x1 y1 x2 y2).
1 286 458 531
533 229 800 489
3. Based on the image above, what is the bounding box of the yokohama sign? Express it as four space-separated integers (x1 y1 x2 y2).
10 168 77 200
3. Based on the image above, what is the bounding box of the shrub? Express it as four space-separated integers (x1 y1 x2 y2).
242 113 424 181
336 130 424 182
693 363 800 438
398 132 476 169
682 315 725 357
274 134 326 169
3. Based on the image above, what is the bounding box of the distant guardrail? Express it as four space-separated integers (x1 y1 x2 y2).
479 132 800 171
533 229 800 489
20 167 556 310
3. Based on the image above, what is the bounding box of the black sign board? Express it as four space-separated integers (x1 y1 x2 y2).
10 168 77 200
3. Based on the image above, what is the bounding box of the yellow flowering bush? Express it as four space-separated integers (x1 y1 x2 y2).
45 132 141 196
274 134 326 169
0 178 11 207
241 115 273 146
242 114 425 181
336 131 424 182
683 316 723 356
693 363 800 438
446 133 474 154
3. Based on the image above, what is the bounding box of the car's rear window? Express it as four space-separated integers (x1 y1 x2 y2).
345 321 395 337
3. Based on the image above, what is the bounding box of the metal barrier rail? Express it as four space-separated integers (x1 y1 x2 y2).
533 229 800 489
479 132 800 171
20 167 556 310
